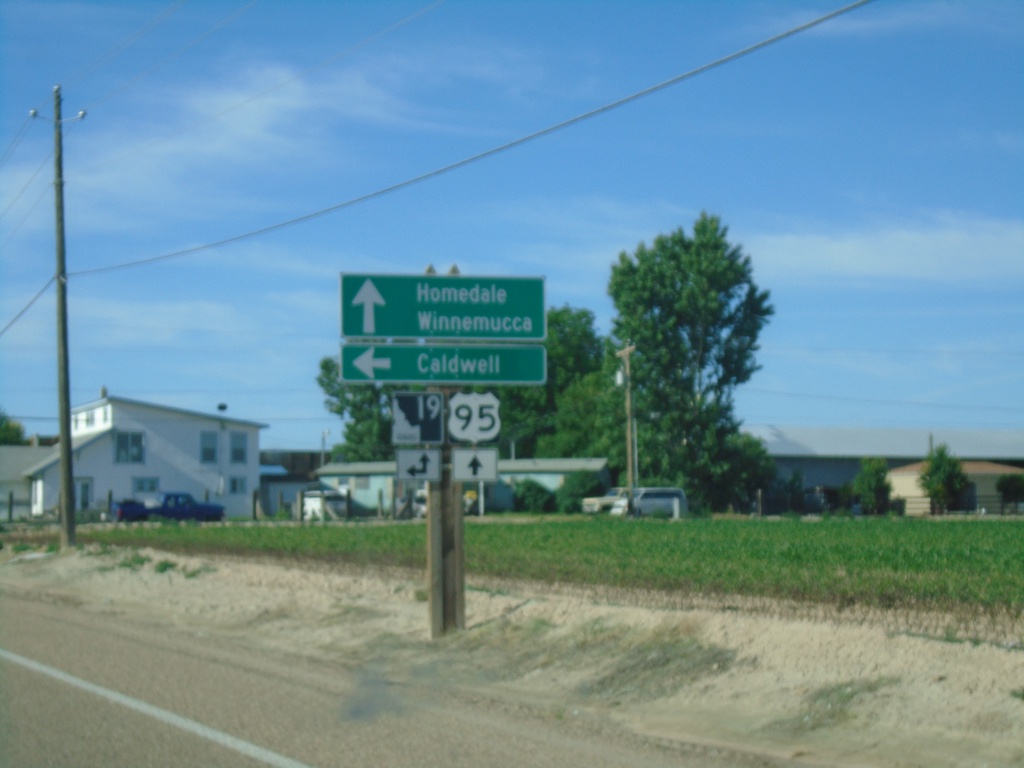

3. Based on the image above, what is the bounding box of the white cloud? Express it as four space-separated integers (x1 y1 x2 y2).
748 213 1024 283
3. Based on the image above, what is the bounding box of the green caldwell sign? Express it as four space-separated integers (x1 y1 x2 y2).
340 274 546 341
340 344 547 385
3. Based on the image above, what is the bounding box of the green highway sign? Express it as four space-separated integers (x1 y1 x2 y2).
341 344 547 385
340 274 546 341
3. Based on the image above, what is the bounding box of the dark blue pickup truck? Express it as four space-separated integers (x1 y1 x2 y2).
112 492 225 523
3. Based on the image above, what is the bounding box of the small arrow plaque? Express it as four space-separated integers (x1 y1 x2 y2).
396 449 441 482
452 448 498 482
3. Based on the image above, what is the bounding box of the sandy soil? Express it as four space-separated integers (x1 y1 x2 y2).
1 544 1022 768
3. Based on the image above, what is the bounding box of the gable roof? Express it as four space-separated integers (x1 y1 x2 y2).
0 446 56 483
21 431 113 477
74 395 267 429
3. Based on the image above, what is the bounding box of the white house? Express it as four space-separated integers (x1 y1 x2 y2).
25 392 266 518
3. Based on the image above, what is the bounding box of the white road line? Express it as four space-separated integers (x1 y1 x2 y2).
0 647 316 768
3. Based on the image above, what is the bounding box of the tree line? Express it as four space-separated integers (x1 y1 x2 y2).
317 213 1024 515
320 213 777 512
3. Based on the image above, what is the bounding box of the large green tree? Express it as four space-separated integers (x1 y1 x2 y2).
608 213 774 510
316 358 396 462
0 408 28 445
853 457 892 515
918 443 969 515
497 305 605 459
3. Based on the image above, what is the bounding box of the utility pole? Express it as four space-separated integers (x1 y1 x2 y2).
616 343 636 517
51 85 83 549
426 265 465 638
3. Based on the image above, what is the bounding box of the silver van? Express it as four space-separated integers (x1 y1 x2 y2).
610 487 688 519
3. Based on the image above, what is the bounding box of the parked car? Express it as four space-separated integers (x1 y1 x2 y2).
413 489 428 517
112 492 225 523
581 487 629 514
302 489 349 521
610 487 688 519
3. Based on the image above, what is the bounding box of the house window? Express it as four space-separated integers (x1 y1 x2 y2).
230 432 247 464
85 410 95 427
133 477 159 494
114 432 144 464
229 476 247 494
200 431 218 463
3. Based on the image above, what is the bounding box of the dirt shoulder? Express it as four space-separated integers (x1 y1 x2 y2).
2 545 1022 767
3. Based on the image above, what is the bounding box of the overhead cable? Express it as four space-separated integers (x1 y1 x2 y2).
63 0 189 93
0 277 56 339
83 0 260 111
69 0 876 278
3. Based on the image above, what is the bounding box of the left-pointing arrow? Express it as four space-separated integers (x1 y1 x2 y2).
353 347 391 379
351 279 385 334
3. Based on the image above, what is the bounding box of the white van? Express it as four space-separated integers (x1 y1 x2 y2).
610 487 688 519
302 489 349 521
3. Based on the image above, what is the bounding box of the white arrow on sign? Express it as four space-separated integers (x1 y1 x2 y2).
351 279 385 334
353 347 391 379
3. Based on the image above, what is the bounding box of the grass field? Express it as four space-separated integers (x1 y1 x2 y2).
41 514 1018 612
5 514 1022 641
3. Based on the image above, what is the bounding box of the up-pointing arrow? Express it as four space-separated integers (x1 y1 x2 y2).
353 347 392 379
351 279 385 334
468 455 483 476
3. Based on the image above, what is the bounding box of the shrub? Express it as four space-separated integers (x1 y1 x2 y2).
996 474 1024 513
555 472 606 514
853 457 892 515
918 444 968 514
514 479 555 513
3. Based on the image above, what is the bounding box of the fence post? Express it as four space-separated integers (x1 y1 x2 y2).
7 491 12 523
251 489 258 521
296 491 304 525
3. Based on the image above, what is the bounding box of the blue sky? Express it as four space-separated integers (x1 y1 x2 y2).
1 0 1021 451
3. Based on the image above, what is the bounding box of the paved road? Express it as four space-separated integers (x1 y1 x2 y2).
0 593 787 768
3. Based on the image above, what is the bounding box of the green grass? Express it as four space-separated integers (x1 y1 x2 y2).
62 516 1024 619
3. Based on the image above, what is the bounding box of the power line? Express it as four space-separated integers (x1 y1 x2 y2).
0 115 33 172
63 0 189 93
0 0 191 178
82 0 260 112
69 0 875 278
0 277 55 338
1 0 874 333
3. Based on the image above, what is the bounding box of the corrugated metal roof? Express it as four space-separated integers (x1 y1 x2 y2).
499 458 607 473
317 457 608 477
744 425 1024 461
